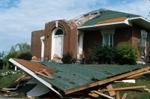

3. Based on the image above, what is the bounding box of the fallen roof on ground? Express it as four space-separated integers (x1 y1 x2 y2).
9 58 150 97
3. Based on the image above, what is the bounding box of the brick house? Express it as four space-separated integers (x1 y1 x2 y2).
31 9 150 63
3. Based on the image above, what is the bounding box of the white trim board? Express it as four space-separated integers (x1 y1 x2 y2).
9 58 62 97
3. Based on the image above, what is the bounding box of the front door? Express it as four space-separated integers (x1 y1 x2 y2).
51 28 64 59
54 35 63 58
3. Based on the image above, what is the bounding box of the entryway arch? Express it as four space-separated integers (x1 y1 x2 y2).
51 28 64 59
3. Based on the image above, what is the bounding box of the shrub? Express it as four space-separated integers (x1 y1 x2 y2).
61 53 74 64
18 52 32 60
88 45 115 64
0 59 3 69
115 43 138 65
88 42 137 65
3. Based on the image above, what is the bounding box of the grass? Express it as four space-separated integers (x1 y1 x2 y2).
0 69 24 88
112 74 150 99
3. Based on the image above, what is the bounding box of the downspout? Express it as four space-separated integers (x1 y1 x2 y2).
40 36 45 61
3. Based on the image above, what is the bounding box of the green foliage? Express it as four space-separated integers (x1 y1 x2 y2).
88 45 115 64
0 43 31 70
115 43 138 65
18 52 32 60
88 42 137 65
62 53 74 64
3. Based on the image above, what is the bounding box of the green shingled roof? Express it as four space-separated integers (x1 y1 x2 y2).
40 62 144 93
82 9 140 27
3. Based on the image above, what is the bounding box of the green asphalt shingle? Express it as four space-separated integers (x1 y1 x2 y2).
40 62 145 92
82 9 140 27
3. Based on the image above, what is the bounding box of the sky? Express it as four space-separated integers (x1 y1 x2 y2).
0 0 150 52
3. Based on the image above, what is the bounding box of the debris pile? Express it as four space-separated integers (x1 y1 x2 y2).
7 58 150 98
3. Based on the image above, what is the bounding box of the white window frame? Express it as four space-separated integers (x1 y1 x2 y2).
102 33 114 47
51 28 64 60
141 30 148 57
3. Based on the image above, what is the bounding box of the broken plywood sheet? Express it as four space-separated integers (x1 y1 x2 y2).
14 59 56 73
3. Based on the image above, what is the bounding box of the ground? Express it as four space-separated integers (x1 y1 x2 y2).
0 69 150 98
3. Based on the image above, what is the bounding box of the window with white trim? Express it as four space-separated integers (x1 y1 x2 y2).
102 33 114 47
141 30 147 56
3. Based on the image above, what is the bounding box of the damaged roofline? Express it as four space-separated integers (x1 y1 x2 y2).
128 17 150 23
77 17 150 30
77 20 130 30
9 58 63 97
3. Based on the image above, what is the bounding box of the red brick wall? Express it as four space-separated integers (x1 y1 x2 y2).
44 20 78 60
114 27 132 46
83 30 102 59
31 30 44 59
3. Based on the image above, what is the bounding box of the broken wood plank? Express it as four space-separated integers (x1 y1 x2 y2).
65 66 150 94
106 84 116 96
101 86 146 92
116 91 120 99
121 93 127 99
88 92 99 98
93 91 114 99
35 71 53 79
14 59 56 73
127 70 150 78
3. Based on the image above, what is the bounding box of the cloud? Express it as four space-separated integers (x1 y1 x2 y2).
0 0 149 52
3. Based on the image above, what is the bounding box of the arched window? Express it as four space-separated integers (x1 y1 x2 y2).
55 28 63 35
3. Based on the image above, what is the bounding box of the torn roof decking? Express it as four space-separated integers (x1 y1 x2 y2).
41 62 148 94
9 59 150 95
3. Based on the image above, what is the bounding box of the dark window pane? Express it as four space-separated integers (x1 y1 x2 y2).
55 29 63 35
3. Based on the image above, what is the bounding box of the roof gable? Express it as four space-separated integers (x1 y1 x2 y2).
82 9 140 27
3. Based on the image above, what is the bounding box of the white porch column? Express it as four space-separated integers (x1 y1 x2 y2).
40 36 45 61
77 31 84 60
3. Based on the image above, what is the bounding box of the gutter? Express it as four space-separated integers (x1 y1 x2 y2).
9 58 63 97
128 17 150 23
40 36 45 61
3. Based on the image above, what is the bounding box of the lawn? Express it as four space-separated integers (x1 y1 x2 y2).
112 74 150 99
0 70 24 88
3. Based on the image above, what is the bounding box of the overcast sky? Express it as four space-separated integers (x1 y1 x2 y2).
0 0 150 52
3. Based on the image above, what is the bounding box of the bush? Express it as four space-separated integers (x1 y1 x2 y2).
0 59 3 69
18 52 32 60
88 42 137 65
115 43 138 65
88 45 115 64
61 53 74 64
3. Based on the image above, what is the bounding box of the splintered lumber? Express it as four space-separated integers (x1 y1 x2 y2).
65 66 150 94
106 84 116 96
14 59 56 73
127 70 150 78
93 91 114 99
116 91 120 99
144 88 150 93
35 71 53 79
101 86 146 92
121 93 127 99
88 92 99 98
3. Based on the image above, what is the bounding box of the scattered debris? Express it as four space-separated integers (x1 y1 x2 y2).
8 58 150 98
115 79 136 83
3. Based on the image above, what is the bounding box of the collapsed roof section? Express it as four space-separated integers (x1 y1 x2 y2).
9 58 150 97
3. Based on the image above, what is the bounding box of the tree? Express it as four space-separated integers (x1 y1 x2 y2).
0 52 5 69
15 43 31 53
2 43 31 69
